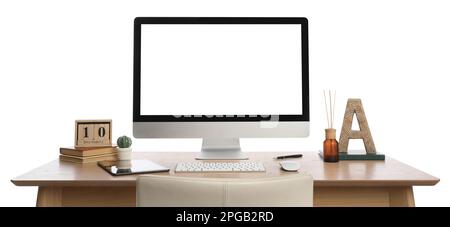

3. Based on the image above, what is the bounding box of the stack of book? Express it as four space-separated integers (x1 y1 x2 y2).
59 146 117 164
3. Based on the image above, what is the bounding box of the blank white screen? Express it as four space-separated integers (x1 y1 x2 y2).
140 24 302 116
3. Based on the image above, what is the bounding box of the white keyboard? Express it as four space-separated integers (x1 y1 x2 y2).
175 161 265 172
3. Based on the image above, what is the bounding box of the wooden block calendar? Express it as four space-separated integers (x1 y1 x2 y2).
75 120 112 148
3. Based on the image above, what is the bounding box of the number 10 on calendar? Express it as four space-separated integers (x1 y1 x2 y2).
75 120 112 148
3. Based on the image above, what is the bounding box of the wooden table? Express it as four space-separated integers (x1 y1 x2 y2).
11 152 439 207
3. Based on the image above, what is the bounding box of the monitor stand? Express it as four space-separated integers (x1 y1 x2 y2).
196 138 248 160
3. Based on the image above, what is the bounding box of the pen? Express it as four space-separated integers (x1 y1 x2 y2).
274 154 303 159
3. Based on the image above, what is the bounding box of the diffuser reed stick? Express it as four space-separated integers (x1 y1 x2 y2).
323 90 336 129
329 90 333 128
323 90 330 128
332 90 336 128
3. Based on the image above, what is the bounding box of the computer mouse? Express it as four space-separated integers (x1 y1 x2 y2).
279 161 300 172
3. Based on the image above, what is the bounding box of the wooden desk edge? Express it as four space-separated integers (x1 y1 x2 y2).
11 152 441 188
11 178 440 187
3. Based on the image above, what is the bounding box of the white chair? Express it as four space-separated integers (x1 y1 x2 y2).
136 174 313 207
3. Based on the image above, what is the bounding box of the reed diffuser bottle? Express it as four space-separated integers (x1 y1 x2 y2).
323 128 339 162
323 90 339 162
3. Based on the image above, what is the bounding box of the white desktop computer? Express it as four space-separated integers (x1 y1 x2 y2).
133 17 309 160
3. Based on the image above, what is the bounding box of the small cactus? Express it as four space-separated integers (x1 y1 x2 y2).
117 135 132 148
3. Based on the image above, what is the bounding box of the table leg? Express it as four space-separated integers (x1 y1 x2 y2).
36 186 62 207
389 186 415 207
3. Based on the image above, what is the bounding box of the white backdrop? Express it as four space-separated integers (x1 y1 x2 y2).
1 0 449 206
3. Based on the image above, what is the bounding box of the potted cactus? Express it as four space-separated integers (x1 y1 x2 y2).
117 135 132 161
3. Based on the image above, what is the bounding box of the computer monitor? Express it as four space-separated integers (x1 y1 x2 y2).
133 17 309 160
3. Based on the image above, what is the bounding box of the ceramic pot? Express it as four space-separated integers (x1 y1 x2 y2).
117 147 132 161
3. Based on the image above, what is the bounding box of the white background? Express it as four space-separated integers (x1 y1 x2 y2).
0 0 449 206
141 24 303 116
